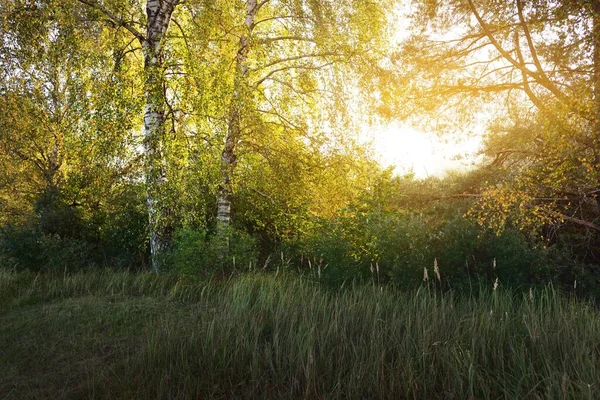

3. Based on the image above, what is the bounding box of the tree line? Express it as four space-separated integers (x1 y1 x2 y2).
1 0 600 294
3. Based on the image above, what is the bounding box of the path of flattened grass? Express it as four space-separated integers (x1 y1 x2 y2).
0 295 203 399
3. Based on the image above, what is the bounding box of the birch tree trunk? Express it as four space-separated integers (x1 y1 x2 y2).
593 2 600 129
592 1 600 211
76 0 179 271
217 0 258 228
143 0 177 272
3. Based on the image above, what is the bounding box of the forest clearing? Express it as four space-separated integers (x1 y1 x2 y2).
2 0 600 397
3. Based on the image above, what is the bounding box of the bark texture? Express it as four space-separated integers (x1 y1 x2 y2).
76 0 178 271
594 1 600 119
143 0 178 272
217 0 258 228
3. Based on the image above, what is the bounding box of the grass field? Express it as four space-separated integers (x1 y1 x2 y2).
1 269 599 399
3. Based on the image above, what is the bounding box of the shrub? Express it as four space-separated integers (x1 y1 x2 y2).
169 226 258 277
0 223 44 270
283 207 549 291
0 224 94 272
0 186 148 272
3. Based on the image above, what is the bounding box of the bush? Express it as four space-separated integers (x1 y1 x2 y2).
0 223 44 270
169 226 258 277
95 187 148 269
0 186 148 272
0 224 94 272
283 207 548 290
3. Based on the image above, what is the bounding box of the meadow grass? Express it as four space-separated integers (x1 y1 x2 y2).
1 268 599 399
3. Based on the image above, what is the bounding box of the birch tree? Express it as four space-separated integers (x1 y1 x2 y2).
215 0 394 231
75 0 182 271
217 0 257 228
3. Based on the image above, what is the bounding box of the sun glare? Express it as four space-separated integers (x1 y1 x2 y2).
358 3 486 179
366 122 483 178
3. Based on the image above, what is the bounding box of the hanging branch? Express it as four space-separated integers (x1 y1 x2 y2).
75 0 145 42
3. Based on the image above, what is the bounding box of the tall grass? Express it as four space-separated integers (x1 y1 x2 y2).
2 269 599 399
0 268 209 309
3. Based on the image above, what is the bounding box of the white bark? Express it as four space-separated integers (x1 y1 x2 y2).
143 0 178 272
217 0 258 228
76 0 178 271
594 2 600 120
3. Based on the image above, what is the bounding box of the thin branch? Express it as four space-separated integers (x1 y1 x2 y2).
549 211 600 231
258 35 316 44
76 0 145 42
171 17 190 50
466 0 571 106
435 192 600 231
516 0 549 80
439 82 524 94
254 52 340 71
253 15 311 27
513 31 548 112
256 0 273 12
262 76 319 100
253 61 335 88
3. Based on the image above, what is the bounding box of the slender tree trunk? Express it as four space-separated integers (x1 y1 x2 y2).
217 0 258 228
143 0 177 272
590 1 600 212
76 0 179 271
593 1 600 123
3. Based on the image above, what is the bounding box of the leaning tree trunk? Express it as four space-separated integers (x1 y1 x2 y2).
143 0 177 272
217 0 258 229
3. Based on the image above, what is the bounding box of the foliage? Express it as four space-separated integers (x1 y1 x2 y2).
0 186 148 271
288 203 548 290
392 0 600 250
1 0 599 297
168 226 258 277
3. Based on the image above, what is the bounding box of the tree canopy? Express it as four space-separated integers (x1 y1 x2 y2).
2 0 600 294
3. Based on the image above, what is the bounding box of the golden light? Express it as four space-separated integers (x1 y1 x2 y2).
366 122 483 178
